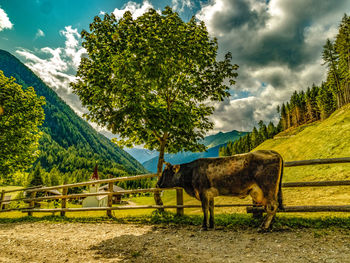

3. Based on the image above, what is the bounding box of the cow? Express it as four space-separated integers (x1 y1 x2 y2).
156 150 284 231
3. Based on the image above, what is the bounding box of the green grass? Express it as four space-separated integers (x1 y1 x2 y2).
1 211 350 231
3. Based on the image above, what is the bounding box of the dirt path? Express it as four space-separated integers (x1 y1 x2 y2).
1 223 350 263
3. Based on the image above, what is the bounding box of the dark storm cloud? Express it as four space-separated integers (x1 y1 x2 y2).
197 0 349 132
212 0 268 31
199 0 349 68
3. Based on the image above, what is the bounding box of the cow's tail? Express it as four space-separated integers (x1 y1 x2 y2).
277 156 284 210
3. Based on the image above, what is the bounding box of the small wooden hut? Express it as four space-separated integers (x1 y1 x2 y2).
99 184 125 204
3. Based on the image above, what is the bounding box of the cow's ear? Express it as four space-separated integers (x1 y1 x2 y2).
173 165 180 173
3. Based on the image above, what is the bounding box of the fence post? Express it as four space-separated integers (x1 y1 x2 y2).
0 190 4 210
176 188 184 216
28 191 36 216
61 187 68 216
107 182 113 217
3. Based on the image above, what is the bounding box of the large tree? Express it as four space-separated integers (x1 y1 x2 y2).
72 8 237 183
0 71 45 183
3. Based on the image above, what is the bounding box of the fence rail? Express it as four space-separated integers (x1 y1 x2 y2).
284 157 350 167
1 156 350 216
247 205 350 213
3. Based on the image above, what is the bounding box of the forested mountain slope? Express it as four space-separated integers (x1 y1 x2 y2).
201 130 247 148
0 50 146 184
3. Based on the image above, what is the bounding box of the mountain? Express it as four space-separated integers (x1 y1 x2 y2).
201 130 248 148
254 104 350 182
96 130 159 164
124 148 159 164
142 130 247 173
0 50 146 184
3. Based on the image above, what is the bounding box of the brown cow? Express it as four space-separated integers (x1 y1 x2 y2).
157 150 284 230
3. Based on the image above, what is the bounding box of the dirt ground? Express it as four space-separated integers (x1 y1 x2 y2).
1 223 350 263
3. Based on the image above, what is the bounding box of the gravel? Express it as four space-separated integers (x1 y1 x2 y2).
1 223 350 262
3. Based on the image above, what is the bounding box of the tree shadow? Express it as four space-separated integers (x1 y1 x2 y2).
88 225 238 262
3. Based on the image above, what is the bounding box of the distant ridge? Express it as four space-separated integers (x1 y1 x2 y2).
0 49 146 182
201 130 248 148
142 130 247 173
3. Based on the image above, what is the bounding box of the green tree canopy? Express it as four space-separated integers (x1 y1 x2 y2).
0 71 45 182
72 7 238 174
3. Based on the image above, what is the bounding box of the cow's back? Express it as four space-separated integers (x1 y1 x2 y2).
190 150 282 197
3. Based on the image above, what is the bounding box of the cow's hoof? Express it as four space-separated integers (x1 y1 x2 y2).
209 225 215 230
201 226 208 231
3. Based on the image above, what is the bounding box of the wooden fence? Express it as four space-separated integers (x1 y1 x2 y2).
1 157 350 217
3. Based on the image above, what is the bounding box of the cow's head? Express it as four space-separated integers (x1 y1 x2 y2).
156 162 181 188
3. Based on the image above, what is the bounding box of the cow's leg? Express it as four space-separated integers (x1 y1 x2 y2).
209 198 215 229
260 199 278 230
252 200 263 219
200 194 209 230
249 184 264 221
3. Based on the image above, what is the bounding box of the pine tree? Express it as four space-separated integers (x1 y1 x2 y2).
267 122 276 139
258 121 268 141
286 102 291 129
28 164 44 187
49 167 61 186
251 127 261 148
317 83 336 120
27 164 44 198
335 14 350 105
280 103 287 130
323 38 343 107
305 85 320 122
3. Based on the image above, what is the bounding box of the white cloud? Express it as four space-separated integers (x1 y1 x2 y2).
112 1 154 20
195 0 350 132
0 7 13 31
59 26 86 68
172 0 193 12
35 29 45 39
16 26 87 116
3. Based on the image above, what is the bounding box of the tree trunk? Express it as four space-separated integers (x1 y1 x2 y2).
154 139 166 210
157 140 166 175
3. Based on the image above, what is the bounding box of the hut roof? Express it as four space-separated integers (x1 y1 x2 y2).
45 189 61 195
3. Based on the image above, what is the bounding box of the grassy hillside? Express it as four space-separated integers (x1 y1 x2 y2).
254 104 350 182
252 105 350 209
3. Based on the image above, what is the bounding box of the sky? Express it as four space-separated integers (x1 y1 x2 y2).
0 0 349 135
